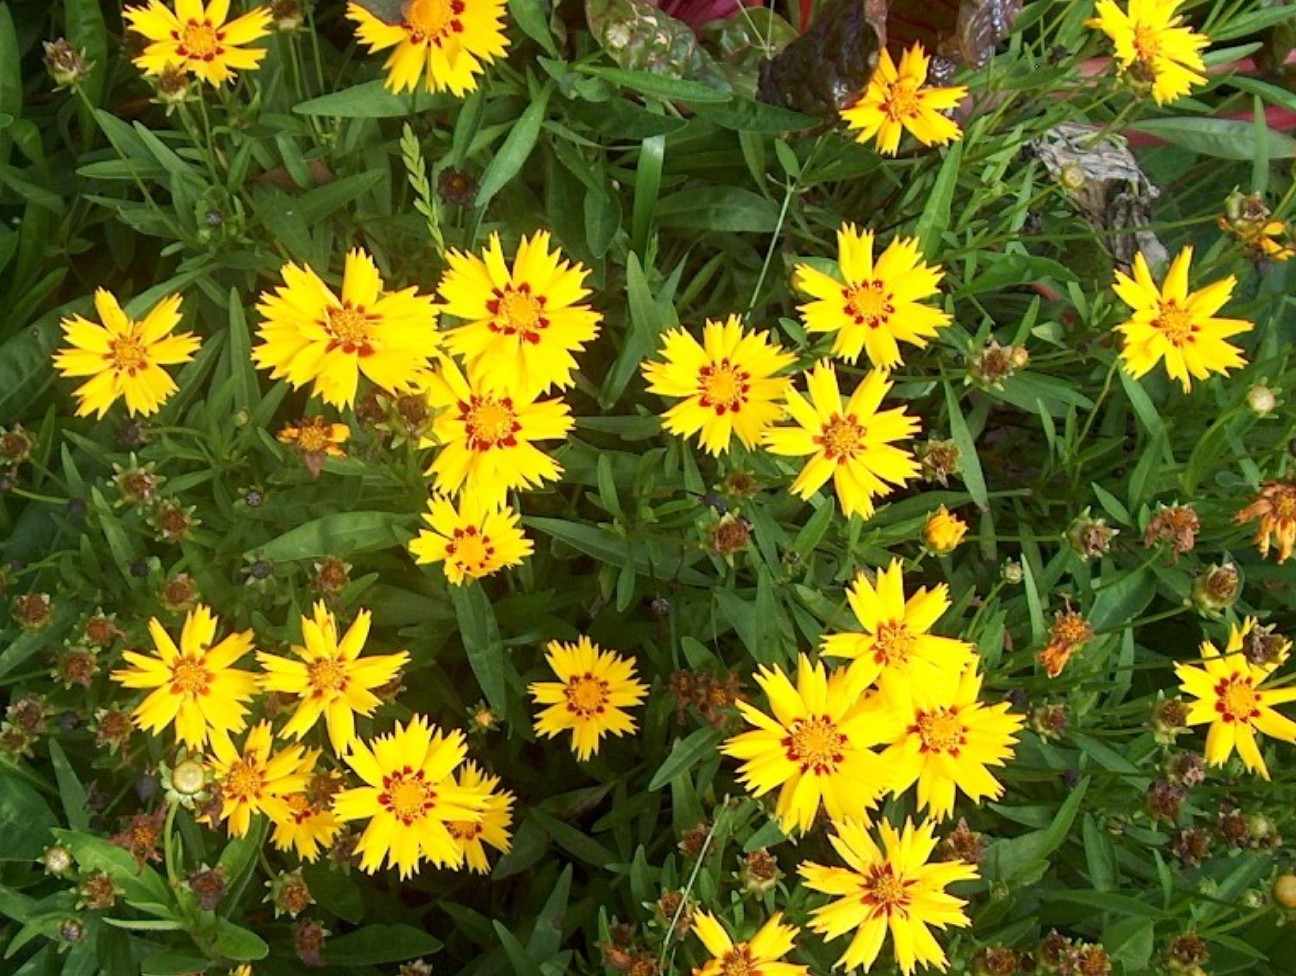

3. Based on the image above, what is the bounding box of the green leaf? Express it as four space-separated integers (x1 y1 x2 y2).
216 816 267 915
450 583 509 715
508 0 560 57
914 142 962 256
212 918 269 961
601 251 670 407
693 97 816 133
0 4 18 169
943 383 989 512
51 830 171 908
493 921 543 976
475 84 553 209
0 769 58 862
527 865 571 959
1082 813 1117 891
324 925 443 965
983 776 1088 885
253 512 409 561
302 861 364 924
1088 566 1155 632
293 80 454 117
654 186 781 233
579 66 733 103
1129 117 1296 159
47 741 90 832
648 728 723 790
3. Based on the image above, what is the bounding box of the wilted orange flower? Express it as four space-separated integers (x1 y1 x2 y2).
1235 481 1296 564
1038 610 1094 678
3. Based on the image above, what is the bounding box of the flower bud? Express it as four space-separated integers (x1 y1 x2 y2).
42 39 92 90
1274 874 1296 909
1246 384 1278 415
1191 563 1239 615
924 506 968 555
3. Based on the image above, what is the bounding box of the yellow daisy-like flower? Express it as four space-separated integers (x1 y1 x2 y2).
529 636 649 761
257 602 409 756
1175 618 1296 780
1087 0 1208 105
722 654 893 834
1112 247 1252 393
110 605 257 750
923 506 967 555
53 289 200 420
421 358 574 509
439 231 601 399
690 911 809 976
793 225 950 369
253 248 440 410
444 761 514 874
347 0 509 96
641 315 796 456
880 665 1024 820
799 818 978 976
820 559 975 693
124 0 272 86
333 715 488 878
269 792 342 862
408 494 534 585
840 44 967 156
208 722 314 838
1234 481 1296 565
763 361 921 521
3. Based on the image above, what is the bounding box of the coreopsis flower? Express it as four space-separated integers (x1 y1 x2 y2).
530 637 649 760
799 819 978 976
820 559 975 692
722 655 892 834
763 362 920 521
1175 618 1296 779
347 0 509 96
641 315 795 455
1235 481 1296 564
270 792 342 862
332 715 488 877
209 723 314 838
793 225 950 369
53 290 200 419
840 44 967 155
923 506 968 554
1087 0 1208 105
278 416 349 477
1218 191 1294 262
253 248 440 409
439 231 601 398
257 602 410 756
125 0 273 86
1143 502 1200 560
690 912 809 976
880 665 1024 820
1112 247 1252 393
408 494 533 584
421 358 573 509
1037 609 1094 678
444 761 513 873
110 605 257 749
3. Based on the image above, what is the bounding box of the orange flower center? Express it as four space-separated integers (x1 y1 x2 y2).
177 21 222 60
170 657 211 696
447 820 483 841
842 280 895 328
306 657 348 694
489 284 548 341
223 759 264 800
912 707 965 754
698 359 750 414
286 793 315 822
461 396 521 451
883 81 921 121
447 527 494 574
404 0 466 47
1273 493 1296 520
1214 675 1260 723
110 335 149 374
1052 612 1093 646
379 767 437 825
294 423 334 453
325 304 374 354
871 620 915 665
783 715 846 774
1132 23 1161 61
1153 300 1197 346
720 946 757 976
816 413 867 462
564 673 610 717
863 863 911 917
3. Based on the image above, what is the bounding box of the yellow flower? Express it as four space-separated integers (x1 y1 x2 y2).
722 655 892 834
53 289 200 419
690 911 809 976
880 665 1024 820
642 315 796 456
438 231 601 398
763 361 920 521
820 559 975 692
529 636 648 760
1175 618 1296 780
1087 0 1208 105
421 358 573 509
799 818 978 975
124 0 272 86
110 605 257 750
444 761 514 873
278 416 349 457
1112 247 1252 393
347 0 509 96
793 225 950 369
253 248 440 409
209 722 314 838
923 506 967 554
269 792 342 862
840 44 967 156
257 602 409 756
1234 481 1296 565
408 494 533 585
333 715 488 878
